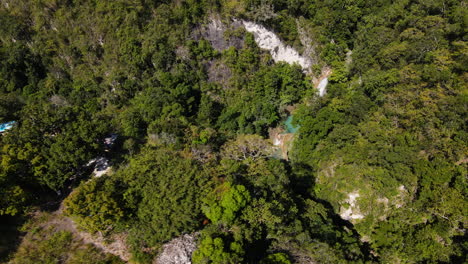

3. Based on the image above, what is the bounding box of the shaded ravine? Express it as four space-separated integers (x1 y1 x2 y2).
240 21 378 260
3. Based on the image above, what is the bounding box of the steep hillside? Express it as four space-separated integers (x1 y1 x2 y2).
0 1 466 263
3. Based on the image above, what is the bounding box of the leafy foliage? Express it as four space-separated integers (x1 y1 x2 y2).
192 234 244 264
0 0 466 263
117 148 211 250
203 183 251 224
64 176 125 234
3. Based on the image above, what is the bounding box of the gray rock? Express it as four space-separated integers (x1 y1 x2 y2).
154 233 198 264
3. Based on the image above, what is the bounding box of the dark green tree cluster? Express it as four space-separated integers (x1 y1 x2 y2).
290 0 467 263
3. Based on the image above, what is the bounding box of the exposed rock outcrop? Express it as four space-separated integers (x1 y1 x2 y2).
87 157 111 178
154 233 198 264
269 127 295 160
193 16 244 51
340 191 364 221
317 77 328 97
195 17 330 96
206 59 232 89
241 20 312 71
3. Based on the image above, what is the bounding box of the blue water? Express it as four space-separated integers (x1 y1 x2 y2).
284 116 299 133
0 121 16 132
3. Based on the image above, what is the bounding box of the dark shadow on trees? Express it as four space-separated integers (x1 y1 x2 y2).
0 215 27 262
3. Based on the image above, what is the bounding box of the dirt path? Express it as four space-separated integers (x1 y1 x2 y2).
36 200 131 262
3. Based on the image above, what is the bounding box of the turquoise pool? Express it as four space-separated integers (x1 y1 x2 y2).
284 116 299 133
0 121 16 133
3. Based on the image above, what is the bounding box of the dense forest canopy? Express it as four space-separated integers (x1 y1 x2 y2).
0 0 466 263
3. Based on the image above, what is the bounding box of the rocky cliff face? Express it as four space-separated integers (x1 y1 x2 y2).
154 233 198 264
192 16 244 52
195 17 329 96
241 20 313 71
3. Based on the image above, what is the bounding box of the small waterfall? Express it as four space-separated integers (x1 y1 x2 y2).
317 78 328 97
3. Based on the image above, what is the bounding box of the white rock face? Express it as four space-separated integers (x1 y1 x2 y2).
241 20 312 71
204 19 227 51
317 77 328 97
273 135 281 146
395 185 407 208
104 134 118 148
197 17 244 51
87 157 111 178
340 191 364 221
155 234 198 264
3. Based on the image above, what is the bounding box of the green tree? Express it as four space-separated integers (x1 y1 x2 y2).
192 235 244 264
221 134 273 161
202 183 251 224
64 176 125 234
260 253 291 264
118 148 210 247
